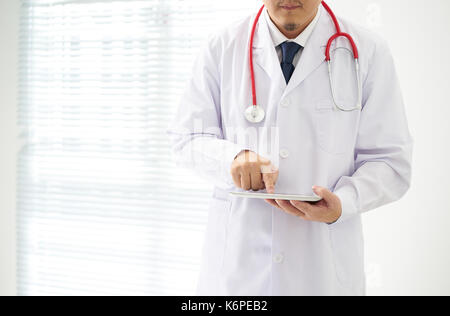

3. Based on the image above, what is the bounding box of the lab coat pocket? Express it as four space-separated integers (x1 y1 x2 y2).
314 99 358 155
327 219 365 289
204 197 232 273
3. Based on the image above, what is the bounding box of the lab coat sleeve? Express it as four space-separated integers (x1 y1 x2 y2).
167 35 246 190
332 39 414 224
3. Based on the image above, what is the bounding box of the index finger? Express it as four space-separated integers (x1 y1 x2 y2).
262 170 278 194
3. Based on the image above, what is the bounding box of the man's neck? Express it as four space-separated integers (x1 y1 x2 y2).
269 8 318 39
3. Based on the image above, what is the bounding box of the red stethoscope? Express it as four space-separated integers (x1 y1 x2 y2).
245 1 362 123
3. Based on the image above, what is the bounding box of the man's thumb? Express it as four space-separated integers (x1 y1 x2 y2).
312 186 333 201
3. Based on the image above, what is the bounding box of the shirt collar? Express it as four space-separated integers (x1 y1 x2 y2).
263 6 321 48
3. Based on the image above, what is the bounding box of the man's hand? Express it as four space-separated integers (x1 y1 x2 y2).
231 150 279 192
264 186 342 224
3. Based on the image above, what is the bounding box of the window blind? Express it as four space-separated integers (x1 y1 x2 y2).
17 0 259 295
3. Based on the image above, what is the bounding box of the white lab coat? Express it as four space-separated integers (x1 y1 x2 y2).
168 6 413 296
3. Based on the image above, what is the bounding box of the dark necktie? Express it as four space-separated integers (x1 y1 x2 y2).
280 41 302 84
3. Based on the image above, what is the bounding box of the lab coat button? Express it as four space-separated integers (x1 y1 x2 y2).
280 149 290 159
274 254 284 264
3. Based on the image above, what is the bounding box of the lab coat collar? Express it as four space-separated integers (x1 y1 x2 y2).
251 5 341 96
251 10 286 93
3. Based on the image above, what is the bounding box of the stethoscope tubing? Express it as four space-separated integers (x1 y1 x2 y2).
248 1 361 115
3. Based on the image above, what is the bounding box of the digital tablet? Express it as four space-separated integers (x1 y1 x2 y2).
230 191 323 202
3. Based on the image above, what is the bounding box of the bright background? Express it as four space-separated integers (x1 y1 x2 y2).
1 0 450 295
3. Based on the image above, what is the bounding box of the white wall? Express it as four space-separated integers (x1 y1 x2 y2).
0 0 19 296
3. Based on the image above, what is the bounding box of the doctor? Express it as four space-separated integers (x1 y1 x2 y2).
168 0 413 296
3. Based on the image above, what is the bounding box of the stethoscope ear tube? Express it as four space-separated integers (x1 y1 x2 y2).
327 58 362 112
322 1 361 112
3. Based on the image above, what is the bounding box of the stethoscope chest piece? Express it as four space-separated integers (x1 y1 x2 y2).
245 105 265 123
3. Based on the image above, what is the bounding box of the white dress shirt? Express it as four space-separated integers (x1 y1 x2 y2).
264 7 321 66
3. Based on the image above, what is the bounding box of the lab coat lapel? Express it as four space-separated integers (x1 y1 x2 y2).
283 8 335 97
251 15 286 93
